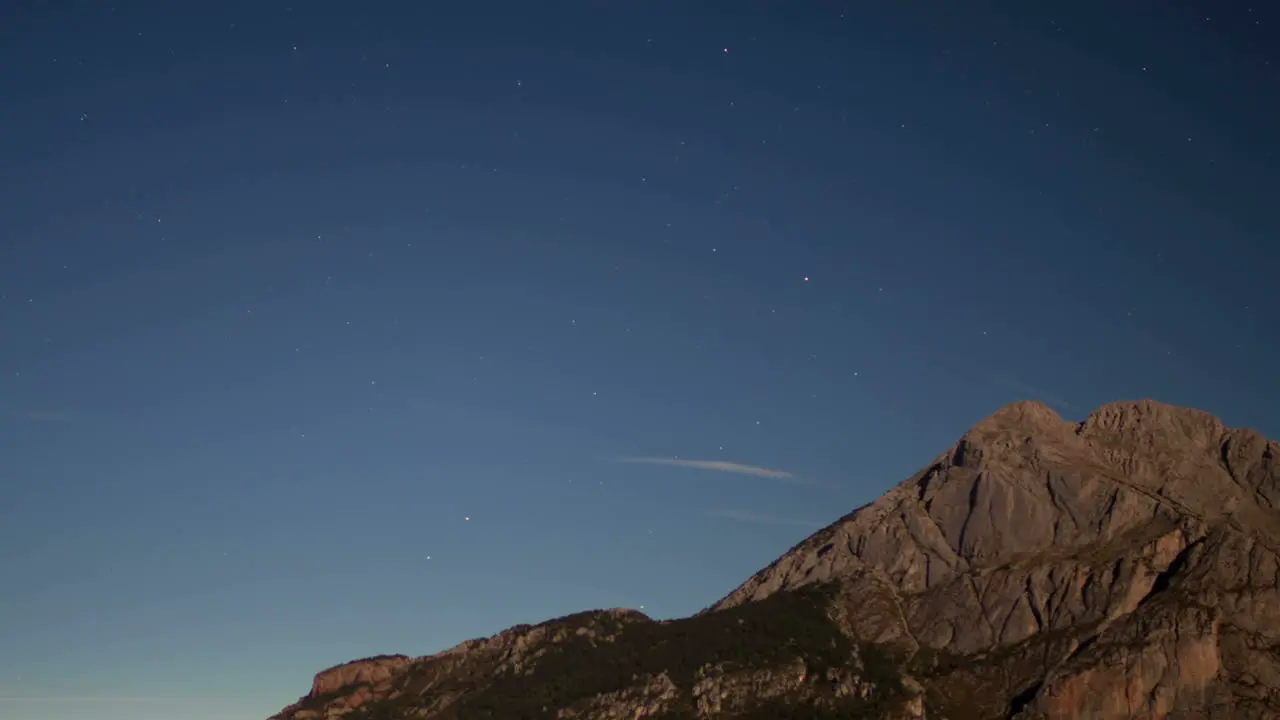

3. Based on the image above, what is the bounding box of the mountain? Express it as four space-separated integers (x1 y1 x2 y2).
266 399 1280 720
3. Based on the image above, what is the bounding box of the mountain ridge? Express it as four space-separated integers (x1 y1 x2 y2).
268 398 1280 719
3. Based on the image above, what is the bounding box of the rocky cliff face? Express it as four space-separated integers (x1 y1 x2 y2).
267 399 1280 720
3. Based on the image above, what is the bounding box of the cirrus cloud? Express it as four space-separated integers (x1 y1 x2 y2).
616 456 792 479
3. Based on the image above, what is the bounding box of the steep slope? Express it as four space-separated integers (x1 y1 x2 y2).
267 399 1280 720
712 399 1280 718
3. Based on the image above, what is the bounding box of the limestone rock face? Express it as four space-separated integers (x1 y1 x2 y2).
712 399 1280 718
267 399 1280 720
310 656 414 699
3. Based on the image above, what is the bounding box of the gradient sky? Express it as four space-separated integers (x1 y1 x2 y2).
2 2 1278 718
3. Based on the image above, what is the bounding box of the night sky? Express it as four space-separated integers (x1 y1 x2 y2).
2 2 1278 718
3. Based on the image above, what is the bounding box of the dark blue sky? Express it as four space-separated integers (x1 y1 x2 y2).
2 2 1277 718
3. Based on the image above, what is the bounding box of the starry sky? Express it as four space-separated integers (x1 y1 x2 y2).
1 1 1278 718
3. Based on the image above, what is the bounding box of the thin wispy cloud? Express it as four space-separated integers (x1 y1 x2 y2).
617 456 793 479
712 508 823 528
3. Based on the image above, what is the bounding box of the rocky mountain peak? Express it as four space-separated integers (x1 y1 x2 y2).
712 399 1276 612
968 398 1067 434
1080 398 1227 447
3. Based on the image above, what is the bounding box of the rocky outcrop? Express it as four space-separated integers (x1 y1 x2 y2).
311 655 414 698
269 655 414 718
267 399 1280 720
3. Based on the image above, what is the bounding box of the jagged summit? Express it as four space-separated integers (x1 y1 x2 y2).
712 397 1275 608
970 397 1066 430
963 397 1233 456
268 399 1280 720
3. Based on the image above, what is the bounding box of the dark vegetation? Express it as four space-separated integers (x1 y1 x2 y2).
455 582 849 718
338 582 916 719
738 694 907 720
296 685 369 714
346 699 409 720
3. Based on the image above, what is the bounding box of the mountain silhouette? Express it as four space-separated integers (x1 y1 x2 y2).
268 399 1280 719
